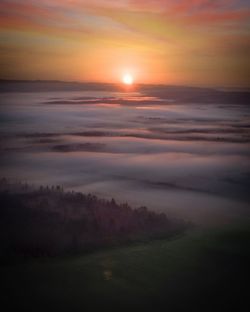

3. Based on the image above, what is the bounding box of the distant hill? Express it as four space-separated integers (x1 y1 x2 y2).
0 79 249 104
0 80 118 92
0 179 188 261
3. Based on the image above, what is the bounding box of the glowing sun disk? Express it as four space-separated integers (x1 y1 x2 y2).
123 73 133 85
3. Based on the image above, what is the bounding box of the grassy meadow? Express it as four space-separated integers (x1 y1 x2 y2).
2 223 250 311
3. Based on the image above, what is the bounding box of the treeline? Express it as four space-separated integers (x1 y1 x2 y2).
0 179 188 261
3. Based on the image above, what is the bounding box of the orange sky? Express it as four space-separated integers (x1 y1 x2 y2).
0 0 250 87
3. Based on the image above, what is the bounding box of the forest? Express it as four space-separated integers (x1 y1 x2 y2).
0 179 188 262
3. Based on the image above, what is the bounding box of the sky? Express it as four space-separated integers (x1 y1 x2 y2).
0 0 250 87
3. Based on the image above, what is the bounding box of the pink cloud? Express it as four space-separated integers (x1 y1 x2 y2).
184 9 250 24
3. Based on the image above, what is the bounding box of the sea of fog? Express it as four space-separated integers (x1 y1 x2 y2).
1 89 250 225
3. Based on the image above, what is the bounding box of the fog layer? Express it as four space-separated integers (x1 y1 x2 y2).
1 86 250 225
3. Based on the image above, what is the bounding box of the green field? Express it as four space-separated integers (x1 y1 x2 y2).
2 223 250 312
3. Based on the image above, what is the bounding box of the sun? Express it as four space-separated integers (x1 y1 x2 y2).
122 73 134 85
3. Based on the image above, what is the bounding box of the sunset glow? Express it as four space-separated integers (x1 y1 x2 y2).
0 1 249 87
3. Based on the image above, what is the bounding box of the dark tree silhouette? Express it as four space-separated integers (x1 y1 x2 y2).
0 179 188 261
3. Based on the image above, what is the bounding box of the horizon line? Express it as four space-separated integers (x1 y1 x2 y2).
1 79 250 91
